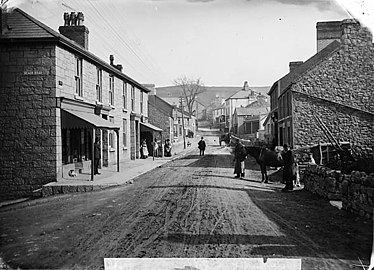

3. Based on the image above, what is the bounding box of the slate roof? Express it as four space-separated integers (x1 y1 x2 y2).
268 40 341 96
0 8 150 93
225 86 270 100
245 97 270 108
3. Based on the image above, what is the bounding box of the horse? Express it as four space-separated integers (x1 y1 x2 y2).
245 146 284 183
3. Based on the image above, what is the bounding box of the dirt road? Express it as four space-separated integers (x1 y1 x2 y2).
0 145 372 269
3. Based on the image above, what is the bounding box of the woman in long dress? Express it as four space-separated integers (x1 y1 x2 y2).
140 139 149 159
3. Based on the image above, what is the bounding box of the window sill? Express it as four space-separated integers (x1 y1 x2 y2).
123 108 128 113
109 148 116 152
110 105 116 109
74 94 84 101
123 146 128 150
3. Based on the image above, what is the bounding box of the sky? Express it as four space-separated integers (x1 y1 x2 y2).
3 0 372 87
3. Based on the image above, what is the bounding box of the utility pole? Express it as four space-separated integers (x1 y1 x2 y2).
180 97 186 149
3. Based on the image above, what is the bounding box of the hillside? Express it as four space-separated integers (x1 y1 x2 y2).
155 85 270 107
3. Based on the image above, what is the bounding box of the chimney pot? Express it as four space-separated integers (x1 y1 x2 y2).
77 12 84 26
110 55 114 65
63 12 70 26
116 64 123 72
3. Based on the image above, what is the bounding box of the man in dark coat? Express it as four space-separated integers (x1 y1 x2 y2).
233 141 247 178
282 143 295 191
94 138 101 175
198 137 206 156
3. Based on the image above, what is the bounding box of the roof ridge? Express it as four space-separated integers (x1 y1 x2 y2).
277 40 341 94
4 8 151 94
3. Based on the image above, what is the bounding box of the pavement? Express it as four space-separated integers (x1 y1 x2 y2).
0 137 200 208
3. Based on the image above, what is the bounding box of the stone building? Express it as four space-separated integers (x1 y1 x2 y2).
148 94 176 142
225 81 270 132
0 8 154 201
176 108 196 139
268 19 374 157
232 96 270 141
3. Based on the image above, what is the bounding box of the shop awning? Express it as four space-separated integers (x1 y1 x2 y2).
61 109 120 130
140 122 163 132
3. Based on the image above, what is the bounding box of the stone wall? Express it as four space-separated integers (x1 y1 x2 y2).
341 171 374 219
0 44 58 201
303 165 374 219
292 20 374 158
303 165 342 200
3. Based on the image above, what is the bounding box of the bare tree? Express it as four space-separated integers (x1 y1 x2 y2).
173 76 206 116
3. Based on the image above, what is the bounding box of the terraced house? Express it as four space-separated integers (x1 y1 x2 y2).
0 8 155 201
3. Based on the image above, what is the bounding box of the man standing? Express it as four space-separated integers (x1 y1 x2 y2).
282 143 295 191
233 141 247 178
94 137 101 176
198 137 206 156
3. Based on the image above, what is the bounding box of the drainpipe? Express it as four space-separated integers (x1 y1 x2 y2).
116 130 119 172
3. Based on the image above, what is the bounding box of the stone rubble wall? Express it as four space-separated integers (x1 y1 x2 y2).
341 171 374 219
0 44 58 201
303 165 374 219
292 20 374 159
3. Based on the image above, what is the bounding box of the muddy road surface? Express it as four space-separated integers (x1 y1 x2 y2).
0 145 372 269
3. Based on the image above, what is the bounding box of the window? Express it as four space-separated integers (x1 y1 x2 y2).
75 57 83 96
140 91 143 114
96 68 102 102
109 117 115 149
109 75 114 106
123 119 127 147
123 82 127 109
131 85 135 111
253 121 260 133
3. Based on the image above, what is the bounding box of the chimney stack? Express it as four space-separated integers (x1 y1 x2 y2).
289 61 303 73
0 6 7 36
109 55 123 72
316 21 341 53
59 12 89 49
242 81 249 91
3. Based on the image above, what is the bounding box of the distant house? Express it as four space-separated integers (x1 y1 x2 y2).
225 81 270 132
0 8 153 200
155 85 270 124
176 109 196 139
212 103 226 131
269 19 374 158
232 96 270 140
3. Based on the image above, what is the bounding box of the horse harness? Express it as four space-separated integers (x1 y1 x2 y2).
258 148 264 161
